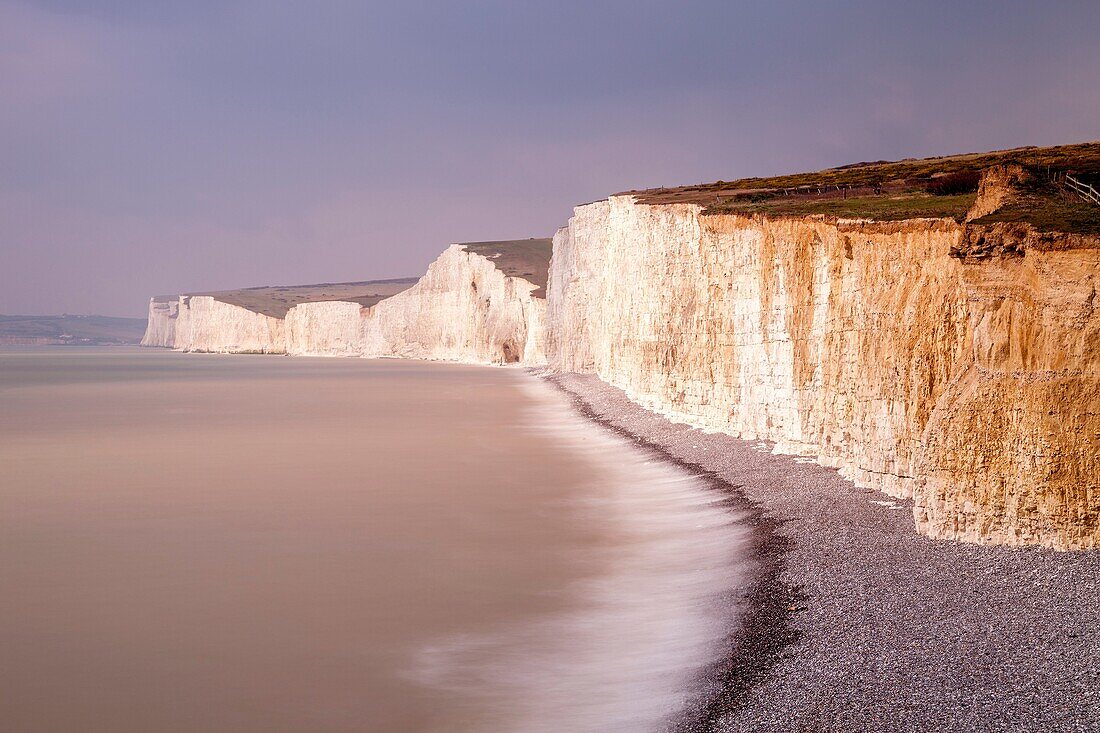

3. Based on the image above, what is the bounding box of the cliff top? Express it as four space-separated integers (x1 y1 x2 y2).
620 141 1100 234
461 238 553 298
163 278 420 318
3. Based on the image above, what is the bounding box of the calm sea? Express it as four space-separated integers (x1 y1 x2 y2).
0 348 746 732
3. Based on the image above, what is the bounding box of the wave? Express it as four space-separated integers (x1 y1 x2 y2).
408 376 750 732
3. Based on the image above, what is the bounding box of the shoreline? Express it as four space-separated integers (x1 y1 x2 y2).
542 371 1100 733
540 372 802 732
52 348 1098 729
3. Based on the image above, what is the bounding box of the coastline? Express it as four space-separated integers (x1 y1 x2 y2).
543 371 1100 733
538 371 803 733
20 345 1096 728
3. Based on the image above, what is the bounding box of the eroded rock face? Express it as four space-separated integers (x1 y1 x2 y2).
144 245 547 365
284 300 363 357
140 298 178 347
136 185 1097 548
546 195 1099 549
919 248 1100 548
361 245 546 365
966 163 1031 221
174 296 286 354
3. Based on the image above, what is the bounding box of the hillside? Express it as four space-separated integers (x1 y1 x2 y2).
174 278 421 318
0 314 147 345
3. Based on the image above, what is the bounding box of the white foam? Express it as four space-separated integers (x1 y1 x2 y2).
409 378 751 732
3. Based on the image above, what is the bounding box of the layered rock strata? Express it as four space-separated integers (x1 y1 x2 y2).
546 194 1099 550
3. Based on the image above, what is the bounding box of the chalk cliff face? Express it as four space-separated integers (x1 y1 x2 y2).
281 245 547 363
920 240 1099 549
284 300 364 356
138 161 1098 549
141 298 178 347
173 296 286 354
361 245 546 365
547 195 1099 550
141 295 284 353
145 244 547 365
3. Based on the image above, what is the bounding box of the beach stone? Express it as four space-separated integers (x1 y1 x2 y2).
549 371 1100 733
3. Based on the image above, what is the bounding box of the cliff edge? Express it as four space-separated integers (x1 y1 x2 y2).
141 142 1099 549
549 146 1099 550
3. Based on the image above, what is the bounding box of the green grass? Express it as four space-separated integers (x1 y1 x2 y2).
972 184 1100 235
709 193 978 221
617 140 1100 234
623 141 1100 203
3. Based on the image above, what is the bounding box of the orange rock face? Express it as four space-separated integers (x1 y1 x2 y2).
546 193 1099 549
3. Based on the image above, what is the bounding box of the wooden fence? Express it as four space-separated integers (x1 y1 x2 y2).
1063 173 1100 206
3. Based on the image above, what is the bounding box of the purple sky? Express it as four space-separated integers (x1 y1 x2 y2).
2 0 1099 316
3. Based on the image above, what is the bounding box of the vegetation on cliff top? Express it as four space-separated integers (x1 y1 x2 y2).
184 278 420 318
971 174 1100 236
170 238 555 318
622 141 1100 232
720 193 979 222
461 238 554 298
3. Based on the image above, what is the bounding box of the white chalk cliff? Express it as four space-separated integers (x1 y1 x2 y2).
141 162 1099 550
143 243 547 365
181 296 287 354
140 298 178 347
284 300 363 357
358 245 545 365
545 193 1099 550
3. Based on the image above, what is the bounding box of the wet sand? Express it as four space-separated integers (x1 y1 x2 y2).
546 372 1100 733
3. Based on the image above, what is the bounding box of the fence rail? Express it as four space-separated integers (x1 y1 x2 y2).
1063 173 1100 206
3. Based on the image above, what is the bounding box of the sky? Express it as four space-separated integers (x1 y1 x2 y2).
2 1 1099 317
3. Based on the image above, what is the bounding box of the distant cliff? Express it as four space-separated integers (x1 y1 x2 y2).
142 142 1100 549
140 299 177 347
356 243 547 365
141 278 419 354
143 240 550 365
284 243 548 364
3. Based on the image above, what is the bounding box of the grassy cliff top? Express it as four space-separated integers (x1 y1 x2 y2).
461 238 553 298
620 141 1100 232
163 278 420 318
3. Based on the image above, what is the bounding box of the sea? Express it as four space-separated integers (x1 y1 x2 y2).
0 347 747 733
